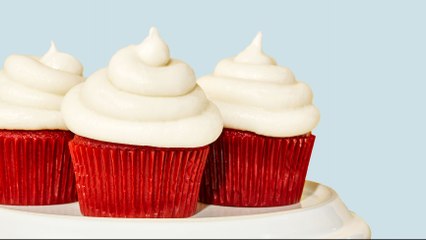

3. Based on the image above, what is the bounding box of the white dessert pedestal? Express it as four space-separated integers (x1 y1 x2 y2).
0 181 370 239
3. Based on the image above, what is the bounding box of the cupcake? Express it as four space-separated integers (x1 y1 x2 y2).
0 42 84 205
62 28 223 218
198 33 320 207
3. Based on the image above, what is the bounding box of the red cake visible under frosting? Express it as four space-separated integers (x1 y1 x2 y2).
0 130 76 205
69 135 210 218
199 128 316 207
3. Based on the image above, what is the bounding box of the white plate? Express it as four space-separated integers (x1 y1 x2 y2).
0 181 370 239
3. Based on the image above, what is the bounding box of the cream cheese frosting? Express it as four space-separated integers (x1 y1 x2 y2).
0 42 84 130
62 27 223 148
198 33 320 137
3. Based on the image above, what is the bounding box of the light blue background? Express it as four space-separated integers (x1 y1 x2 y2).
0 0 425 238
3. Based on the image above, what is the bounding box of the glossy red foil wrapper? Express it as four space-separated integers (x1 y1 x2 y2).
199 128 316 207
0 130 77 205
69 135 209 218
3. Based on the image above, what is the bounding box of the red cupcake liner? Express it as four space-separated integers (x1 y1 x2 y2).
69 135 209 218
0 130 77 205
199 128 316 207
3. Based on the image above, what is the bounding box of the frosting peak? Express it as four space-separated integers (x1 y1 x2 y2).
107 27 196 97
213 33 295 84
234 32 276 65
137 27 171 67
40 41 83 75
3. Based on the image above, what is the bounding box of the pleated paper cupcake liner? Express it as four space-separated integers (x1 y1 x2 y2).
199 128 316 207
69 135 209 218
0 130 77 205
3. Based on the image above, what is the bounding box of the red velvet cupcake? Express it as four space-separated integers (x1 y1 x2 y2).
198 33 320 207
62 28 223 218
0 42 84 205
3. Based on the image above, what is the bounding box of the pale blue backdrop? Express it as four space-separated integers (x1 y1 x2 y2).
0 0 425 238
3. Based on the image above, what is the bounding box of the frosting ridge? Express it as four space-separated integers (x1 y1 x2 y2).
198 33 320 137
0 42 84 130
62 27 223 147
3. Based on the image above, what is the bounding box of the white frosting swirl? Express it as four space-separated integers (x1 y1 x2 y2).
62 27 223 148
0 42 84 130
198 32 320 137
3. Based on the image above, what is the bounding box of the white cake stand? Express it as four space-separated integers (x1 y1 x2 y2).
0 181 370 239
